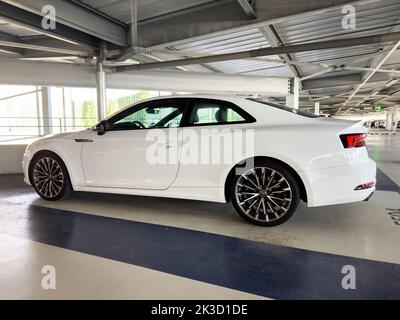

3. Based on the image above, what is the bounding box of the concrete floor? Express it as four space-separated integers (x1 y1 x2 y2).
0 134 400 299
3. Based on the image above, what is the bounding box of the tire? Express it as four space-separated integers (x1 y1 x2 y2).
230 159 300 227
29 151 72 201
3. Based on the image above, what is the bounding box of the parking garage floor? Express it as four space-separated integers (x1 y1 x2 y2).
0 134 399 299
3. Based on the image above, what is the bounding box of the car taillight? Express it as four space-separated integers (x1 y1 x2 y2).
340 133 367 148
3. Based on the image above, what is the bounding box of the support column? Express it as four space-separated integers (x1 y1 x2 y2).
286 77 300 109
130 0 138 47
41 86 52 135
393 110 399 132
314 101 320 116
96 62 106 121
386 111 393 131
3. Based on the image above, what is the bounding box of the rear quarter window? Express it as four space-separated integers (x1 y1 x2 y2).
247 98 319 118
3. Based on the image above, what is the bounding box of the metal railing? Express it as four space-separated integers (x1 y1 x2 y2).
0 116 98 141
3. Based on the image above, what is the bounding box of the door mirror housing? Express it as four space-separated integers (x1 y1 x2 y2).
95 120 109 135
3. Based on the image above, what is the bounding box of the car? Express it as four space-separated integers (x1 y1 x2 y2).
22 95 377 226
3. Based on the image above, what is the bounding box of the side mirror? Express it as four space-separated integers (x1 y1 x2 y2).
95 120 109 135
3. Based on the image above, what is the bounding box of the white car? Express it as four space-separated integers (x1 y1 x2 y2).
22 95 376 226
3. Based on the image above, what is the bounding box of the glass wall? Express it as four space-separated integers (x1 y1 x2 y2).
0 85 41 141
0 85 173 141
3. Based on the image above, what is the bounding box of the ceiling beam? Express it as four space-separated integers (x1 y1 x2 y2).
344 40 400 105
0 1 127 47
258 25 300 77
0 31 24 55
0 39 92 56
113 31 400 73
141 0 360 48
236 0 257 18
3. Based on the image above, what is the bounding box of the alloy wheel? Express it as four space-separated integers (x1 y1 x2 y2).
32 157 64 198
235 167 292 223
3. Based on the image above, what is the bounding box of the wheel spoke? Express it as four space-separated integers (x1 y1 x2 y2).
237 192 258 196
235 166 292 223
269 195 291 202
33 157 64 198
37 160 48 174
237 183 257 191
239 194 259 205
267 196 286 213
267 178 284 191
242 175 260 190
265 170 276 189
265 198 280 219
261 168 266 186
261 198 269 221
246 198 258 213
252 169 262 189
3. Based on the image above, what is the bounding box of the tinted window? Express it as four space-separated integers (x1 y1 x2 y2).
109 99 186 131
248 98 319 118
188 100 248 125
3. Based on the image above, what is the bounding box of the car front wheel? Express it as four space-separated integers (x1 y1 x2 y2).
29 151 72 201
230 159 300 226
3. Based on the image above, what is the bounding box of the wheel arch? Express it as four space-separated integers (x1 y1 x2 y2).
224 156 308 204
28 149 73 188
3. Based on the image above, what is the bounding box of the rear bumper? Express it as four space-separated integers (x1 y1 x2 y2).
302 159 377 207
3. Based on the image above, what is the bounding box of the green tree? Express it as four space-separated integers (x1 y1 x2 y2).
81 100 97 128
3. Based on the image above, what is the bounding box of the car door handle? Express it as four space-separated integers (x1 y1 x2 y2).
75 139 93 143
163 142 176 148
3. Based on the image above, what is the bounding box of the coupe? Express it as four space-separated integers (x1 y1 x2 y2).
23 95 376 226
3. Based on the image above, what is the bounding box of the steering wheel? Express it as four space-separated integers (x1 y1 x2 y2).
132 120 145 128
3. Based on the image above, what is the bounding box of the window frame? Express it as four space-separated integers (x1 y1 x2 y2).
247 98 319 118
181 98 256 127
105 98 190 131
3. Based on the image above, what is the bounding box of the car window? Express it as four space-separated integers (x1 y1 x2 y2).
248 98 319 118
188 100 247 125
109 100 186 131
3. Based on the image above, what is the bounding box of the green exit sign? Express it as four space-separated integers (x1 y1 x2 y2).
374 105 383 111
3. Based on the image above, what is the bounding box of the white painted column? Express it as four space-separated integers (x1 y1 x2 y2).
96 62 106 121
314 101 320 115
393 109 399 132
286 77 300 109
386 111 393 131
41 87 52 135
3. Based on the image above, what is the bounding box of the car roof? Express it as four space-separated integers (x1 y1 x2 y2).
138 94 250 102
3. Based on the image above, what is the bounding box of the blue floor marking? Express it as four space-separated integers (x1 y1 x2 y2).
376 168 399 192
1 204 400 299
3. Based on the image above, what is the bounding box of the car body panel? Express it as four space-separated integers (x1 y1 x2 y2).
22 95 376 207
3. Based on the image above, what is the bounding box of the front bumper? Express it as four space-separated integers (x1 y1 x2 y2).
21 152 31 185
303 159 377 207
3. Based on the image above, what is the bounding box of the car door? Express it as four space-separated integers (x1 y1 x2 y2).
175 98 255 187
81 98 188 190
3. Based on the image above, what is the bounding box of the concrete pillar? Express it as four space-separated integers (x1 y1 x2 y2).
41 87 52 135
393 109 399 131
286 77 300 109
96 62 106 121
314 101 320 115
386 111 393 131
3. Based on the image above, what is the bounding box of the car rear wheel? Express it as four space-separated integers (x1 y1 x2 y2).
230 159 300 226
29 151 72 201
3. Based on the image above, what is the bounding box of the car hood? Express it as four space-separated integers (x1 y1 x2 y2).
35 130 86 142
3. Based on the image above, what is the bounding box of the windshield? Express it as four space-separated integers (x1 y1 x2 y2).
247 98 319 118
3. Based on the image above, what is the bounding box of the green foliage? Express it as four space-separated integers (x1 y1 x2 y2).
82 91 152 123
81 100 97 128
